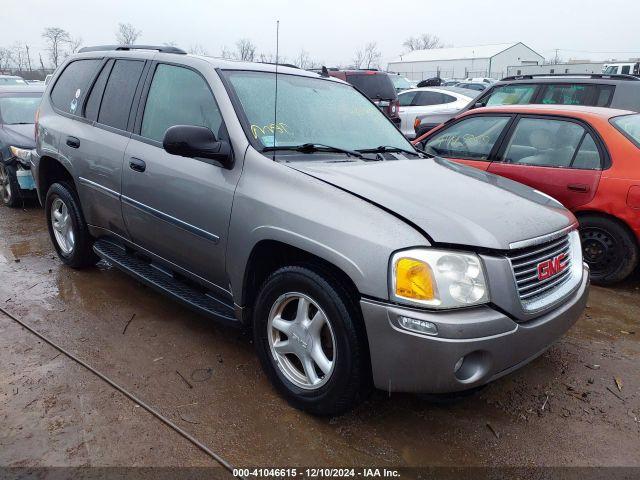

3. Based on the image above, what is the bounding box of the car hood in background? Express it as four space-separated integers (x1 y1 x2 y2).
0 124 36 149
289 157 575 251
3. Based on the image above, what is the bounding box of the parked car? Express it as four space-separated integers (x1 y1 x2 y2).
33 45 588 415
456 82 489 92
0 84 44 207
414 104 640 284
414 74 640 139
327 69 400 126
441 79 461 87
464 77 496 84
398 87 474 138
388 73 413 93
0 75 28 86
603 62 639 76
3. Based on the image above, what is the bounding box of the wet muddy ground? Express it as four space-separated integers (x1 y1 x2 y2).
1 203 639 470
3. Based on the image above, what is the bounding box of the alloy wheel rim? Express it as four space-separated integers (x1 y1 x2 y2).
0 165 11 203
580 227 618 274
267 292 336 390
51 197 75 255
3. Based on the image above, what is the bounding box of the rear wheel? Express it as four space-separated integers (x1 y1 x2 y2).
253 266 371 416
0 163 21 208
579 215 638 285
45 182 99 269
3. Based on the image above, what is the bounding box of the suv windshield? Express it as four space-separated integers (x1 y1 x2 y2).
345 73 397 100
611 114 640 147
0 95 42 124
223 70 413 155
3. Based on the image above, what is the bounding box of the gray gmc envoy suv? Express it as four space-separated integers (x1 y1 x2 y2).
33 45 589 415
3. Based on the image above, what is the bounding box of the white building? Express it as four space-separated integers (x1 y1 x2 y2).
506 62 606 77
387 43 545 81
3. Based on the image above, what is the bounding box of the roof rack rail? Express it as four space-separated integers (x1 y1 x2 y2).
78 45 187 54
500 73 640 82
259 62 299 69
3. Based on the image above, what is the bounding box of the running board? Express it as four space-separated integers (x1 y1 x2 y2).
93 238 238 326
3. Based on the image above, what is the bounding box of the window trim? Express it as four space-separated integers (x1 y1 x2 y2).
130 60 227 149
422 113 516 162
81 58 114 121
493 114 611 170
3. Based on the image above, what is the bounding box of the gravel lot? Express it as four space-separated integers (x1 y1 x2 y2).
1 203 638 471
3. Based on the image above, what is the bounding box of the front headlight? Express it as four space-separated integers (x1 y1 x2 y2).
390 248 490 309
9 146 32 163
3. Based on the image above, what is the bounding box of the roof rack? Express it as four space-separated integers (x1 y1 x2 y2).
501 73 640 82
259 62 299 69
78 45 187 54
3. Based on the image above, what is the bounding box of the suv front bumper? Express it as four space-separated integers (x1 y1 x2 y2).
361 264 589 393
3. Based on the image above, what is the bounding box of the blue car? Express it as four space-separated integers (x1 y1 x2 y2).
0 85 44 207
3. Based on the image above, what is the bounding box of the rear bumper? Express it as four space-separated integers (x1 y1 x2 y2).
361 264 589 393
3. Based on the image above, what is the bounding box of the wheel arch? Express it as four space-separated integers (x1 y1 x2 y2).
37 155 75 203
574 209 639 246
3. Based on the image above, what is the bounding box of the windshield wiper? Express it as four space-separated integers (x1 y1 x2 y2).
356 145 421 157
263 143 363 158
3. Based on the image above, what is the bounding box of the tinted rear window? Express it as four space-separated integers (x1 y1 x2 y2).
345 73 397 100
97 59 145 130
50 59 101 114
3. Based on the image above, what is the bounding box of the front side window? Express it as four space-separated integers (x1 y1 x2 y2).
502 118 589 167
485 84 536 106
424 116 510 160
621 66 631 75
0 95 42 125
141 64 223 143
50 59 101 114
540 84 595 106
611 114 640 148
222 71 413 154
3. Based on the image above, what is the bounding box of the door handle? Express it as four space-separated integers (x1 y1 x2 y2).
129 157 146 173
567 183 589 193
66 136 80 149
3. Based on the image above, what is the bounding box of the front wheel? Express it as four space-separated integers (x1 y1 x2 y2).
253 266 371 416
579 215 638 285
45 182 99 269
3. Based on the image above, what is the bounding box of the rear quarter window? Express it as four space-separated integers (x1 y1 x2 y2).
611 114 640 147
50 59 101 115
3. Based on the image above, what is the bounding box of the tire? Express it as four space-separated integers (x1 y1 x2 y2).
45 182 99 269
0 163 21 208
579 214 638 285
253 265 371 416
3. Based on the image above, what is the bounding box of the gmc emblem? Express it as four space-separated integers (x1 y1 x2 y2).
537 253 568 281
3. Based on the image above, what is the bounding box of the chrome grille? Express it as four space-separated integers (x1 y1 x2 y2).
508 234 572 303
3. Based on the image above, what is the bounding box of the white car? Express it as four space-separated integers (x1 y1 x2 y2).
397 87 474 138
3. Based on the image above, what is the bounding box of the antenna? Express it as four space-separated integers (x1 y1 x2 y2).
272 20 280 160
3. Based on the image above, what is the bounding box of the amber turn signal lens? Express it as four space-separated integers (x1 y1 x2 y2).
395 258 436 301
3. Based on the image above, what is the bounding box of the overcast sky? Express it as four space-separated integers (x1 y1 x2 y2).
4 0 639 68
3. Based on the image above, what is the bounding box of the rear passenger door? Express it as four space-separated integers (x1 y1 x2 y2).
74 58 147 237
488 116 603 209
121 62 237 293
422 115 512 171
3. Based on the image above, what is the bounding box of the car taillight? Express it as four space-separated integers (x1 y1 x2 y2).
414 117 421 129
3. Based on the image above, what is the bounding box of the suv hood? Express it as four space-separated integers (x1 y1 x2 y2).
0 124 35 149
289 157 575 250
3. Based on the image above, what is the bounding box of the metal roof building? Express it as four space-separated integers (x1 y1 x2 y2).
387 42 545 81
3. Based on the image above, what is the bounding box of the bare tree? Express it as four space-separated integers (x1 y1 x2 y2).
39 53 46 75
220 46 234 59
188 44 208 56
403 33 444 52
235 38 256 62
116 23 141 45
0 47 12 71
293 49 312 69
354 42 381 69
24 44 32 72
68 37 83 55
42 27 71 68
10 42 25 71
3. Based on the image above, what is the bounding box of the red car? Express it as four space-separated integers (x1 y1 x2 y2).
413 105 640 285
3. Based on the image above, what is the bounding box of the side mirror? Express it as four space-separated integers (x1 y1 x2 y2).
163 125 233 169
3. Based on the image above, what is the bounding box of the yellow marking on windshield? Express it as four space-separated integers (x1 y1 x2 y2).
251 122 291 139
